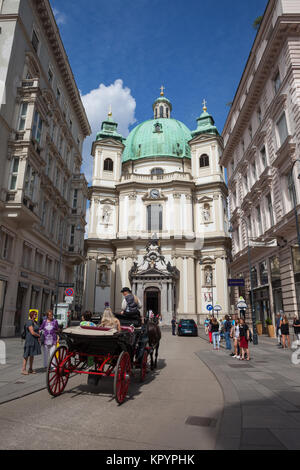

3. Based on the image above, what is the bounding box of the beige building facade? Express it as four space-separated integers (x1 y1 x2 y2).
221 0 300 331
85 94 231 325
0 0 91 336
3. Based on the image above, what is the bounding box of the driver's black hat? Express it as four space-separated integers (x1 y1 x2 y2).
121 287 131 293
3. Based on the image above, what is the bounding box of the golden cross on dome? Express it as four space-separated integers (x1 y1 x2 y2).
108 104 112 117
202 99 207 112
160 85 165 96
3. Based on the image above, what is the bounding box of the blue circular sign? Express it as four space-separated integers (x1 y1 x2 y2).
206 304 213 311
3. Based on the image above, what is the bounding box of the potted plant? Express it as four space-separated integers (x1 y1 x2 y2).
256 321 263 335
265 317 275 338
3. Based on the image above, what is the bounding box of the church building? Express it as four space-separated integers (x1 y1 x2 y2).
84 89 231 325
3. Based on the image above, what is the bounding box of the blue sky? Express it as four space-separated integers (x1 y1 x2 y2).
50 0 268 180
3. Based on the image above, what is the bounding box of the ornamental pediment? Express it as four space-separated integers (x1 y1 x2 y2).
195 195 213 203
94 197 117 205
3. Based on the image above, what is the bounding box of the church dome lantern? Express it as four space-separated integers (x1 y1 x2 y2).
152 86 172 119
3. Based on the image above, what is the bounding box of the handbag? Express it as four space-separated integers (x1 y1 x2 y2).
39 329 45 345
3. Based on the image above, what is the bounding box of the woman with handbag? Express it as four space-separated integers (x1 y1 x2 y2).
39 310 59 369
22 310 41 375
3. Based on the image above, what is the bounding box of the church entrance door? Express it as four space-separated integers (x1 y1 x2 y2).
144 287 160 316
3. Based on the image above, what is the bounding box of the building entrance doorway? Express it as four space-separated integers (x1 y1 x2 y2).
144 287 161 316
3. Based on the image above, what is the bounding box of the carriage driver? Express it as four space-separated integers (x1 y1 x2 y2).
120 287 146 364
120 287 143 326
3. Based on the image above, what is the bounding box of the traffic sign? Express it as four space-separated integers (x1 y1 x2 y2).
206 304 213 311
65 288 74 297
59 283 74 288
64 296 73 304
228 279 245 287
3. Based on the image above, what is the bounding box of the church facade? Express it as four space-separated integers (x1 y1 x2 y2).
84 91 231 325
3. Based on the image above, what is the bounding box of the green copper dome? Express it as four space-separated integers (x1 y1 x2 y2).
122 118 192 162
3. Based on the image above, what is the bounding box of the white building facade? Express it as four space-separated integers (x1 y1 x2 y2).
85 94 231 325
0 0 91 336
221 0 300 332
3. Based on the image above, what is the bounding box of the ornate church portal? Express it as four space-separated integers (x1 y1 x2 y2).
129 236 179 325
84 90 231 325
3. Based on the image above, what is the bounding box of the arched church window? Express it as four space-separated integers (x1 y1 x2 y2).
155 108 158 119
147 204 163 231
104 158 113 172
200 154 209 168
151 168 164 175
159 106 164 118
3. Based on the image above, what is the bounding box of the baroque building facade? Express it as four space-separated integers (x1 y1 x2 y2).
85 93 231 325
0 0 91 336
221 0 300 332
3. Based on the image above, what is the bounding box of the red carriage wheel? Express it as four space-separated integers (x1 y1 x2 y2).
113 351 131 404
140 350 148 382
47 345 70 397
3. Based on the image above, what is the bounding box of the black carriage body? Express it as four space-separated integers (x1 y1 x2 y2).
61 329 134 358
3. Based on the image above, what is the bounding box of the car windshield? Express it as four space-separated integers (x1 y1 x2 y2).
181 320 195 325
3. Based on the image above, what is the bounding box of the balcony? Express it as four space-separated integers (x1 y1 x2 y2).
120 171 193 185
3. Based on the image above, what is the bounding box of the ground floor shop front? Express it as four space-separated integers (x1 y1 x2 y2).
230 242 300 330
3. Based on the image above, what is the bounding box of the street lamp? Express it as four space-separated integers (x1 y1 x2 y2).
290 159 300 254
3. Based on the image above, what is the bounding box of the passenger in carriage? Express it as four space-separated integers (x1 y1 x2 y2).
99 308 121 332
80 311 96 327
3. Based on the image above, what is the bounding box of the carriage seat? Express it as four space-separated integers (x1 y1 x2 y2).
80 325 135 334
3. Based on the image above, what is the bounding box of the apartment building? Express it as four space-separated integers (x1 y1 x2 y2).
0 0 91 336
221 0 300 332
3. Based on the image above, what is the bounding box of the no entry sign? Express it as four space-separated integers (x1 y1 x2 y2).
65 288 74 297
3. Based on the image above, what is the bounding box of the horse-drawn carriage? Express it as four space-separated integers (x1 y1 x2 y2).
46 319 158 404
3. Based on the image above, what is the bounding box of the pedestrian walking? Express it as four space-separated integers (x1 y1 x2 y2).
231 317 240 358
208 315 214 344
224 315 232 351
22 310 41 375
293 315 300 341
211 317 220 350
239 318 250 361
204 317 210 335
39 310 59 369
276 312 283 347
171 317 177 336
280 315 290 349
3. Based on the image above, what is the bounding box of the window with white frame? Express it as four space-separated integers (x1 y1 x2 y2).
260 146 267 169
24 164 36 200
72 189 78 208
199 154 209 168
32 110 43 143
70 225 75 247
274 71 281 94
48 67 53 85
256 205 263 235
251 161 257 185
41 199 48 226
0 229 13 261
276 113 289 147
287 172 296 207
9 157 19 191
22 243 32 269
147 204 163 231
31 29 39 54
18 103 28 131
266 193 274 227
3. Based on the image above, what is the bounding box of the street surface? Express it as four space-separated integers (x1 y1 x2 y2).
1 329 300 450
0 331 223 450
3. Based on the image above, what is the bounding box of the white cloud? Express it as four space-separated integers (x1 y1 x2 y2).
53 8 66 26
81 79 136 183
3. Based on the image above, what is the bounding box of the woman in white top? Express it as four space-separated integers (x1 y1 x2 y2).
231 318 240 358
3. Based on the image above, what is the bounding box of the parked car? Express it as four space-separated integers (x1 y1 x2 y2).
177 319 198 336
